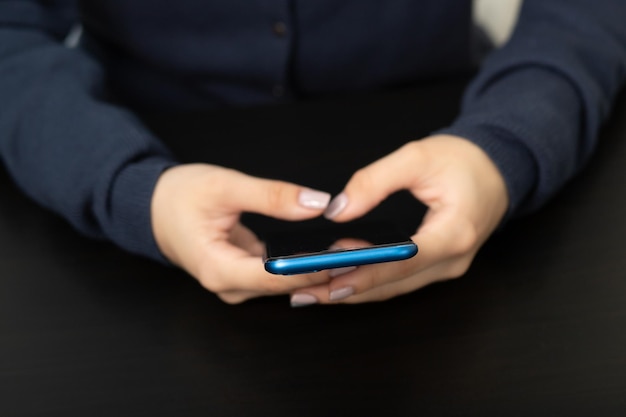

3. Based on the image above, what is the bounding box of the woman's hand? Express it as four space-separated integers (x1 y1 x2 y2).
289 134 509 306
151 163 332 304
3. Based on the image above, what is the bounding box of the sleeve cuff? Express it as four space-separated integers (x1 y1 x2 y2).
436 122 538 220
108 156 178 263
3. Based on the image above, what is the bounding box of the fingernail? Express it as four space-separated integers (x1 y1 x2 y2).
324 193 348 219
290 293 319 307
329 266 357 278
329 286 355 301
298 189 331 210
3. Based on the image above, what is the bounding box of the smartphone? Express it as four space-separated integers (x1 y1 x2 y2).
263 220 418 275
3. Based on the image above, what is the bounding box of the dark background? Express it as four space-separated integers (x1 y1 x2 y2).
1 76 626 416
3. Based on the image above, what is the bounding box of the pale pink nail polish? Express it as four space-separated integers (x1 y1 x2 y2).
298 189 331 209
290 293 319 307
329 286 355 301
324 193 348 219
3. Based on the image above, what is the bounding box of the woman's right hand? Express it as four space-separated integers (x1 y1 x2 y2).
151 163 332 304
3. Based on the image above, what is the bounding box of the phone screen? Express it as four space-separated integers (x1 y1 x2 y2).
263 220 417 275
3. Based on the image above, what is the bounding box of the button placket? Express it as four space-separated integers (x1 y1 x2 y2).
272 21 287 37
270 3 291 100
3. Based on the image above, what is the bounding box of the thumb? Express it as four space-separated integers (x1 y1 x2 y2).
222 170 331 220
324 144 423 222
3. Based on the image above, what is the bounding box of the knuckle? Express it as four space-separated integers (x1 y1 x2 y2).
444 257 472 279
303 271 330 286
360 267 385 292
200 168 230 198
350 167 376 191
259 275 294 294
262 277 284 294
265 181 289 211
394 256 418 277
218 292 249 304
198 277 229 294
450 222 478 256
400 141 426 162
358 260 415 295
196 262 231 294
371 286 399 302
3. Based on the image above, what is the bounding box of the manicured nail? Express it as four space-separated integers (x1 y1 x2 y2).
298 189 331 209
290 293 319 307
329 286 355 301
324 193 348 219
329 266 357 278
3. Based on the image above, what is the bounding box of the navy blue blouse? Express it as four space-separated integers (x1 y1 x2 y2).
1 0 625 261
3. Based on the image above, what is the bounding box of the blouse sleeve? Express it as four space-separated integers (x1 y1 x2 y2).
0 0 177 261
440 0 626 216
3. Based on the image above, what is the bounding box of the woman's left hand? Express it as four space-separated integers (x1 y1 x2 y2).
289 134 509 306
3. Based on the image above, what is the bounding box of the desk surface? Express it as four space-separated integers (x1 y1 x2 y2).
2 78 626 416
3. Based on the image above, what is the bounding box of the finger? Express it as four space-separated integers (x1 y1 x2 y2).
292 250 471 306
197 244 332 295
323 206 477 300
215 290 260 305
327 259 465 304
324 142 425 221
291 266 429 305
216 169 331 220
289 283 329 307
290 261 416 306
297 235 485 305
330 237 372 249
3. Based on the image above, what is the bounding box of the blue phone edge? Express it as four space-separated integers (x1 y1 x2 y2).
264 242 418 275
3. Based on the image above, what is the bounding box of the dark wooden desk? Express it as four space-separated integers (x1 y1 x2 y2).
2 78 626 416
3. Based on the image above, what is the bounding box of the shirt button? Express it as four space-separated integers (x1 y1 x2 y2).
272 21 287 37
273 84 285 98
